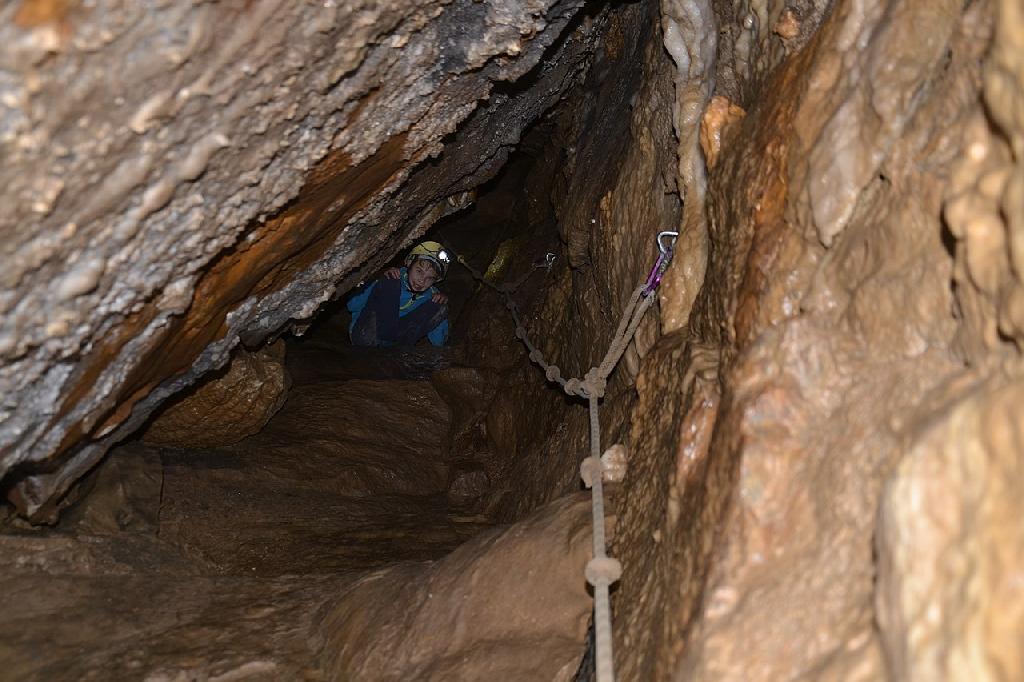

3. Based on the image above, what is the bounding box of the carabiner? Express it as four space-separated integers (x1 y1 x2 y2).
643 231 679 297
657 231 679 255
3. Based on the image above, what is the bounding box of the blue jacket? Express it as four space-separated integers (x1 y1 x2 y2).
346 268 449 346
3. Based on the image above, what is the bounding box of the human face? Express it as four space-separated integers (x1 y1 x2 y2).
407 259 439 292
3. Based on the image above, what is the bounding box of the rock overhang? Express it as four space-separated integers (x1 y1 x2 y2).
0 0 618 519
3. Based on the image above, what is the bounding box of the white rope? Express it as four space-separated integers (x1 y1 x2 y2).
586 395 619 682
458 255 660 682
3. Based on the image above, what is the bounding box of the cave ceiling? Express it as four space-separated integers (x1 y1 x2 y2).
0 0 611 519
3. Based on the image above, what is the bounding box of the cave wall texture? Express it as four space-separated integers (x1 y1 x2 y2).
3 0 1024 679
613 0 1024 679
1 0 602 520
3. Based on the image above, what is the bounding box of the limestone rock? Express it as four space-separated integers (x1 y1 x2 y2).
483 0 679 522
154 375 461 575
447 461 491 506
1 545 344 680
699 95 746 170
874 5 1024 675
877 379 1024 680
142 341 289 449
614 1 998 679
317 493 594 681
430 366 493 448
1 0 600 518
61 442 163 535
944 0 1024 360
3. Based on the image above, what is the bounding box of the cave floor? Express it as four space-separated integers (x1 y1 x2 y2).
0 342 493 680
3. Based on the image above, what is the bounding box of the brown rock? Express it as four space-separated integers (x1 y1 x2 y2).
61 442 162 535
699 95 746 170
447 461 491 506
944 0 1024 360
877 378 1024 680
142 341 289 449
875 7 1024 674
616 1 997 680
4 0 1023 678
2 0 604 517
430 365 495 456
156 377 455 575
774 8 802 42
317 493 594 681
486 0 677 522
0 546 345 680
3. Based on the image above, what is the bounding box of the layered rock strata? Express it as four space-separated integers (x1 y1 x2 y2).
1 0 603 519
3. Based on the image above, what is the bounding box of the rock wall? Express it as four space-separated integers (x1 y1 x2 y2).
1 0 605 519
316 493 594 681
607 0 1023 679
3 0 1021 677
876 1 1024 677
469 0 682 523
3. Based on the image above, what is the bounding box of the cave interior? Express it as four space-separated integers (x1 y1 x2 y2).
1 0 1022 679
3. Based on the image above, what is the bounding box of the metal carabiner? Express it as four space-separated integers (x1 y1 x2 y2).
657 230 679 255
533 252 557 269
643 231 680 297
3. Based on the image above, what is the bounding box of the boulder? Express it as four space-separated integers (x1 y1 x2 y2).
142 341 289 448
317 493 595 681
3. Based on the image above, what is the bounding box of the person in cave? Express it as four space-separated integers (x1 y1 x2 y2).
346 240 451 347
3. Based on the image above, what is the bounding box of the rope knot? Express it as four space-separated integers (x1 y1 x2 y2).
581 369 607 399
515 327 526 340
544 365 561 382
529 349 542 363
564 378 583 396
585 556 622 586
579 456 602 488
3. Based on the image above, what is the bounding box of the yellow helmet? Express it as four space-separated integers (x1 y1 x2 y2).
405 241 451 280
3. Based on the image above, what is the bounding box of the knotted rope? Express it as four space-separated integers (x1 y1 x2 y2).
457 234 673 682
